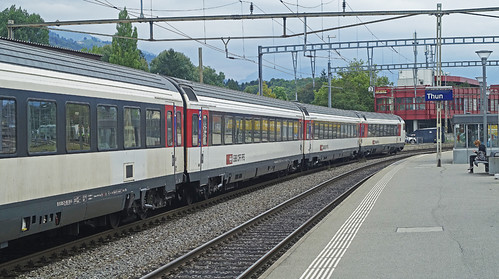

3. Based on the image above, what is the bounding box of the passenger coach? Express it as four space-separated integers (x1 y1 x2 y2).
0 39 184 248
168 78 305 201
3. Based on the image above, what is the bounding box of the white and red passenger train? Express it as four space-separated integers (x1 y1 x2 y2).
0 39 404 248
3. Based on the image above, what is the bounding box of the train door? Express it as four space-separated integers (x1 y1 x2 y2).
173 105 184 183
165 105 179 185
197 108 209 172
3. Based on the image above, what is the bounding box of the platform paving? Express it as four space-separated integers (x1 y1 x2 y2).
260 151 499 279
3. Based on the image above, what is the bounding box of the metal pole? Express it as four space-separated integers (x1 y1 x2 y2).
328 61 332 108
482 58 488 145
436 3 442 167
328 36 332 108
7 20 14 39
198 47 203 84
258 46 263 96
292 51 298 101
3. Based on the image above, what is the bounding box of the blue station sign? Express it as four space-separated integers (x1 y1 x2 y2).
425 86 453 101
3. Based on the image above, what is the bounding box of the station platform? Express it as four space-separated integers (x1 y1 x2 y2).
260 151 499 279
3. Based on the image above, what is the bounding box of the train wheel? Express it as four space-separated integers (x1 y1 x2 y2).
108 213 121 229
202 186 210 201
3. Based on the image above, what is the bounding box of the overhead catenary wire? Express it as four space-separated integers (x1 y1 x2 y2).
85 0 305 77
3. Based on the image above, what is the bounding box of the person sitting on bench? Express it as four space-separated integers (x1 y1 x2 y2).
468 139 487 173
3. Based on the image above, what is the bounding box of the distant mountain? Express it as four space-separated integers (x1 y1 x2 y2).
49 30 157 63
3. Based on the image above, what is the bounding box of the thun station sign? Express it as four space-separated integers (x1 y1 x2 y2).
425 86 453 101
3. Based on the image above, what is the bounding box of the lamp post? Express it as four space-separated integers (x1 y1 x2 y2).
476 50 492 146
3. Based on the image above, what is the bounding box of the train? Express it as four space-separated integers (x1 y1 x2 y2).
0 38 405 249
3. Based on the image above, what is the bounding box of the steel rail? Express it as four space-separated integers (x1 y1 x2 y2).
139 153 416 279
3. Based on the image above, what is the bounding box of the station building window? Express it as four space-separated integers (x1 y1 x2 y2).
28 100 56 154
124 107 141 149
97 105 117 150
0 98 16 154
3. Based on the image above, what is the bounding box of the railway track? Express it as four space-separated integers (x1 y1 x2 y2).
1 147 447 278
139 154 412 279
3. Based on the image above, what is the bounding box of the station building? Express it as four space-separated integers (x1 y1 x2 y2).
374 69 499 134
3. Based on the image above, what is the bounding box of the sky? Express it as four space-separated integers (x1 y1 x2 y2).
4 0 499 85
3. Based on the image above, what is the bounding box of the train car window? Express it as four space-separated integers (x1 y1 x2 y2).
0 99 16 154
298 121 303 140
281 120 288 141
66 103 91 151
306 122 311 140
192 114 199 147
293 121 299 140
253 118 261 143
235 117 243 144
97 105 117 150
146 110 161 147
287 121 293 141
167 111 173 146
123 107 141 149
176 111 182 146
326 123 331 139
261 118 269 142
314 122 319 140
244 117 253 143
269 119 275 142
28 100 56 153
211 114 222 145
181 87 198 102
224 116 233 145
276 120 282 142
202 115 208 146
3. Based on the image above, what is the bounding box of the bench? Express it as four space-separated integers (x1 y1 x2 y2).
474 157 489 172
474 152 499 173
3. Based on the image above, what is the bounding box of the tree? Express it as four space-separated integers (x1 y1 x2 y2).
296 82 315 103
313 59 391 111
243 84 259 94
0 5 48 44
272 86 288 100
225 79 240 90
150 48 197 80
109 8 148 71
261 82 276 98
199 66 225 87
82 45 112 62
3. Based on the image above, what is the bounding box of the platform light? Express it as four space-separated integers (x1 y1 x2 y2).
476 50 492 146
476 50 493 60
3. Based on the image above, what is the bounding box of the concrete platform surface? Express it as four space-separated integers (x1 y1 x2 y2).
260 151 499 279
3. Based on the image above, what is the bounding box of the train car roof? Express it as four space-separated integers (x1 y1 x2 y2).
167 77 303 112
0 38 178 92
294 102 361 118
357 111 404 122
